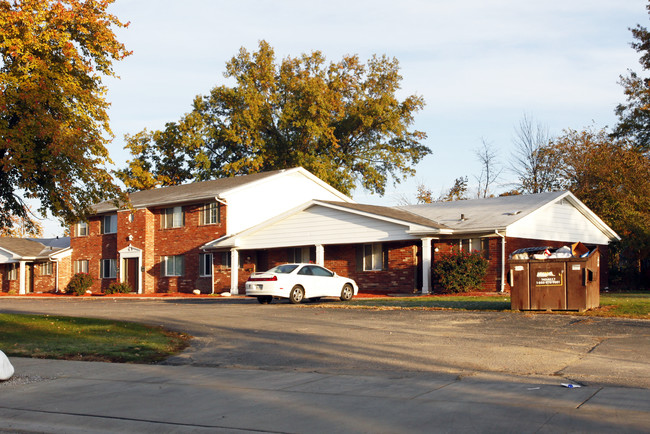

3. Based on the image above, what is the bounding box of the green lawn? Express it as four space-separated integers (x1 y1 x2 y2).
345 292 650 319
0 314 190 363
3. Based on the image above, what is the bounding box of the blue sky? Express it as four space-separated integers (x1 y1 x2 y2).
39 0 649 235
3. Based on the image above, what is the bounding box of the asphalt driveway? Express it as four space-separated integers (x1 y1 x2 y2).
1 297 648 388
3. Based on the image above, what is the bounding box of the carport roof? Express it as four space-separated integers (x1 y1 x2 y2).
0 237 70 259
320 201 449 230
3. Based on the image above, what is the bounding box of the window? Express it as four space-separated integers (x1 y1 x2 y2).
40 262 53 276
101 214 117 234
288 247 313 263
363 243 384 271
199 253 212 277
460 238 489 259
164 255 185 276
6 263 18 280
221 252 231 269
161 207 184 229
200 202 220 225
100 259 117 279
77 222 88 237
74 260 89 274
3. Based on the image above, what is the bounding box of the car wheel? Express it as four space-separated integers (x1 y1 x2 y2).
257 296 273 304
340 284 354 301
289 286 305 304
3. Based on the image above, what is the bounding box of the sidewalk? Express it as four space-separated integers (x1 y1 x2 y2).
1 357 649 433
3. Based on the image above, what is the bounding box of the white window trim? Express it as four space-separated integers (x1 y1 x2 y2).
201 203 219 225
40 262 53 276
363 243 383 271
199 253 212 277
100 259 117 279
164 255 185 276
7 263 18 280
74 260 89 274
77 222 88 237
102 214 118 234
162 207 184 229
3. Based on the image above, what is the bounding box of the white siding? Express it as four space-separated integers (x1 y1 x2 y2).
234 205 420 249
507 200 611 244
0 249 15 263
225 171 350 234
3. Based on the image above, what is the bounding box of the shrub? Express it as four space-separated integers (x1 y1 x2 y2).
433 249 489 293
65 273 94 296
106 282 133 294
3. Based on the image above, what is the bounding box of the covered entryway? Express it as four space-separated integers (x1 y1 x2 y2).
119 245 143 294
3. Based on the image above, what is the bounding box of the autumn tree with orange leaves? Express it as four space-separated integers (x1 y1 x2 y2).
0 0 130 232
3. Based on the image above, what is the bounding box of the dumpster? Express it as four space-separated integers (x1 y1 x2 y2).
508 243 600 311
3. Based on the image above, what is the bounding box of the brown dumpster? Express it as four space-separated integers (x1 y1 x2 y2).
509 245 600 312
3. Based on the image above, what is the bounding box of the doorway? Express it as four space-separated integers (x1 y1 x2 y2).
124 258 139 293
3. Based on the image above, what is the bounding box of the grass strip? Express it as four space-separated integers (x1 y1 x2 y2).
0 314 190 363
343 292 650 319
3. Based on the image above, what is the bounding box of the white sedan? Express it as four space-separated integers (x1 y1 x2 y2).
245 263 359 304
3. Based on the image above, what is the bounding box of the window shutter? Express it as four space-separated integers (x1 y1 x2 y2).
382 244 389 270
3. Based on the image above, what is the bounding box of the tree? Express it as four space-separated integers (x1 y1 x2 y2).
546 127 650 282
510 114 559 193
441 176 468 201
0 0 131 232
614 1 650 151
474 138 501 198
0 206 42 237
117 40 430 196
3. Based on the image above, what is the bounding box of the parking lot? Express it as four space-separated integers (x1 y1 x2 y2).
1 297 649 432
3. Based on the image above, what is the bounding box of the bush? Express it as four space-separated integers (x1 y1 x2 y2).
65 273 94 296
433 250 489 293
106 282 133 294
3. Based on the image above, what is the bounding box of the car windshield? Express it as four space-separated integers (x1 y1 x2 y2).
268 264 299 274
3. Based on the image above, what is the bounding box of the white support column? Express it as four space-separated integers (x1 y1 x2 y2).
315 244 325 266
421 238 433 294
18 261 26 295
230 248 239 294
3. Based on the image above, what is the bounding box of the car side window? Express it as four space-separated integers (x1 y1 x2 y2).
312 266 334 277
297 266 313 276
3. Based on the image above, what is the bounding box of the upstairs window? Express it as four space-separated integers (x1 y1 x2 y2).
100 259 117 279
101 214 117 234
163 255 185 276
162 207 184 229
77 222 88 237
200 202 220 225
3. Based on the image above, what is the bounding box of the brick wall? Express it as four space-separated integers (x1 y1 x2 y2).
71 202 227 294
32 262 56 293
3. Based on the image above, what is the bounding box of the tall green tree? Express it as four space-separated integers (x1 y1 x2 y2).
0 0 131 231
614 1 650 150
117 40 430 196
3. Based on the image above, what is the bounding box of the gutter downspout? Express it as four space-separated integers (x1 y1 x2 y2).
495 230 506 293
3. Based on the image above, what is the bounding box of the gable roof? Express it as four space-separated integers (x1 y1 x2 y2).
92 167 352 214
0 237 70 260
93 170 287 213
400 191 569 232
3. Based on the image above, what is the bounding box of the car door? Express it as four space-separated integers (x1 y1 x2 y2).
296 265 319 298
309 265 338 297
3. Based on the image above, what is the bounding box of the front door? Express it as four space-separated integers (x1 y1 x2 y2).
124 258 139 293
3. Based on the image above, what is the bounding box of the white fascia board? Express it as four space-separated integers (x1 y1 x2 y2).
49 248 72 260
518 191 620 242
201 234 238 251
0 246 18 260
217 167 354 203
